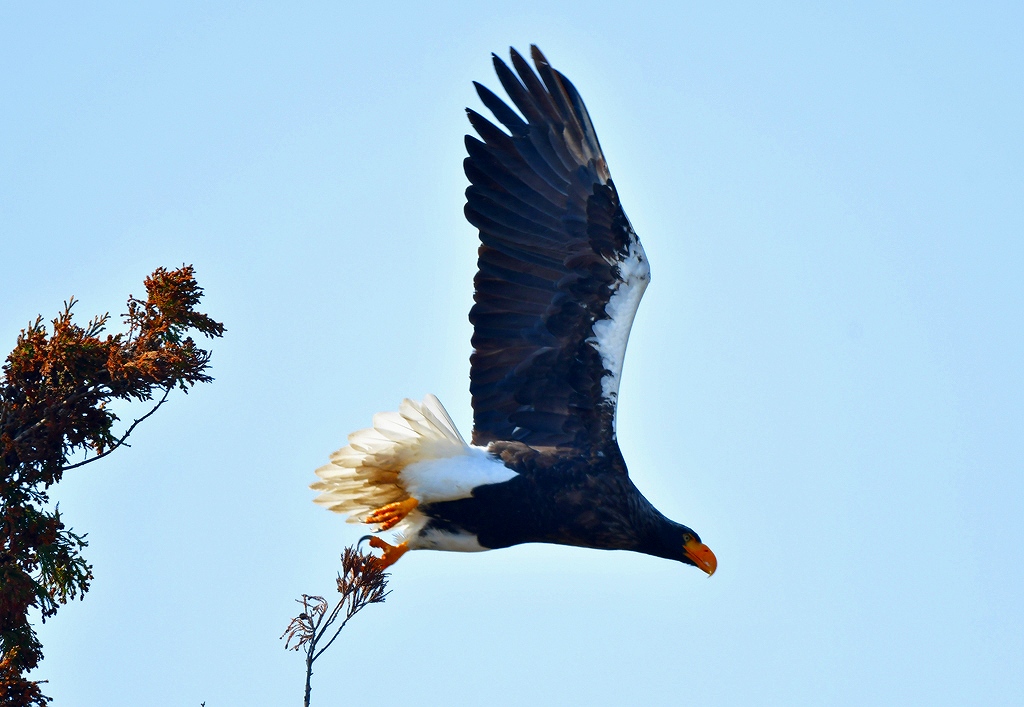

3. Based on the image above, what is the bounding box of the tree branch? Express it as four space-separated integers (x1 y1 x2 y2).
11 384 103 444
311 613 356 664
60 387 172 472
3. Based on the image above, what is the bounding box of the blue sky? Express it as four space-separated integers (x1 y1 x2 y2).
2 2 1021 705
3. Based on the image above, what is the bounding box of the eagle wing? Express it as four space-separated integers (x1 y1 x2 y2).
465 46 650 451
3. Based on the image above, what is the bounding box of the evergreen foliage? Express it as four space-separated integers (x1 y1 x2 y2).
0 266 224 705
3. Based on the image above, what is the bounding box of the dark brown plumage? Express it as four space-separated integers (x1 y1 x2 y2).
313 46 716 576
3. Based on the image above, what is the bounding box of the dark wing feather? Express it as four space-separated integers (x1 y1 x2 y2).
465 46 651 451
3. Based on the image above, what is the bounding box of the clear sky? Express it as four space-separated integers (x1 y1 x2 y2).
2 2 1021 705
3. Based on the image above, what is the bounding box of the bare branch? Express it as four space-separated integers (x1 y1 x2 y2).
60 387 172 472
282 546 390 706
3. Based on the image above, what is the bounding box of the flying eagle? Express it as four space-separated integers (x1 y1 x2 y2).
312 46 717 576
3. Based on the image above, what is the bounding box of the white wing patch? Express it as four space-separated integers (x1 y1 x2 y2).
397 450 515 551
401 447 516 504
589 238 651 407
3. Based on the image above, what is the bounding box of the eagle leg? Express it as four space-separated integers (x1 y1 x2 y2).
367 536 409 569
364 497 419 531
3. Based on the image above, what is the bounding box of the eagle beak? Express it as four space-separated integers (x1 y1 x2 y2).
684 538 717 576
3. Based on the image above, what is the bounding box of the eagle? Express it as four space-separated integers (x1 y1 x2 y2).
312 46 717 577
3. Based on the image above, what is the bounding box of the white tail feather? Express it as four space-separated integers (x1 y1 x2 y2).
311 395 468 522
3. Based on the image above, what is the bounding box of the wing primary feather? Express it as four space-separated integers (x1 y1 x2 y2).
466 108 519 154
463 158 566 222
530 46 591 166
468 193 568 243
509 47 562 126
492 53 547 127
466 183 566 233
473 81 528 137
554 69 610 182
464 136 566 207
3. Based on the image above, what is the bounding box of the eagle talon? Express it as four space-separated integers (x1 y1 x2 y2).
364 498 419 531
366 536 409 570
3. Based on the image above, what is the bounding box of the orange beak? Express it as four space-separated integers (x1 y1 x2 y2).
684 538 717 576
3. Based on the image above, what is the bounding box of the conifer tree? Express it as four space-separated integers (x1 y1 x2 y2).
0 266 224 705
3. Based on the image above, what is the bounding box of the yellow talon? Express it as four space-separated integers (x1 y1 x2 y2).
367 536 409 569
364 497 419 531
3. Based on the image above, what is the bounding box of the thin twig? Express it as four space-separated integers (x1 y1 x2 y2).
311 613 357 663
282 547 390 706
60 387 172 471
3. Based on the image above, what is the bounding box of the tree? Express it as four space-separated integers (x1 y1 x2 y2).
0 266 224 705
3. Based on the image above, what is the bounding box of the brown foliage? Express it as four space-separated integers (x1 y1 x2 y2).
282 545 390 707
0 266 224 705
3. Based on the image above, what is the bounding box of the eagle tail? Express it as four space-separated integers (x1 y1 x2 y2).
311 395 468 523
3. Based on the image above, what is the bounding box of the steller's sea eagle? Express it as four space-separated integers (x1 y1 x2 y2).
311 46 717 576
